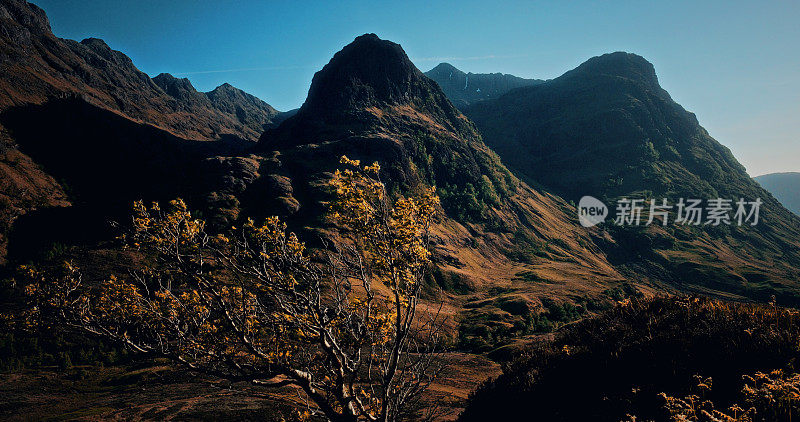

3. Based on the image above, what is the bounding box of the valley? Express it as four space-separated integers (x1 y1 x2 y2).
1 1 799 421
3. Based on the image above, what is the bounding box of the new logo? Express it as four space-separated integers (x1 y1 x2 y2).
578 196 608 227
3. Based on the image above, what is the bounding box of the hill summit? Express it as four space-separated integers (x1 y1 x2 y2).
304 34 430 112
267 33 472 149
565 51 663 90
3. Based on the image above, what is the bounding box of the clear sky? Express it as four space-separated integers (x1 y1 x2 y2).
32 0 799 176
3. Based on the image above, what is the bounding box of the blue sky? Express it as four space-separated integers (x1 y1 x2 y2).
33 0 799 176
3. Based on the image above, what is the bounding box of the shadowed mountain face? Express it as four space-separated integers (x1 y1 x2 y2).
425 63 544 108
463 52 730 202
0 0 280 263
0 97 247 261
755 172 800 216
152 75 280 135
264 34 477 150
464 52 800 303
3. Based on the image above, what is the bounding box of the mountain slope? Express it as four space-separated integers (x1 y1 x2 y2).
0 0 279 263
425 63 544 108
755 172 800 216
464 52 800 303
0 97 245 261
198 34 628 329
0 0 280 141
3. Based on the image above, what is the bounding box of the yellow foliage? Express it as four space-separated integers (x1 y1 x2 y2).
15 155 442 422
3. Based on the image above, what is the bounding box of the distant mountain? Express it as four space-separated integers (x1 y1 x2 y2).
755 172 800 216
0 0 279 262
424 63 544 108
153 76 280 134
464 52 800 303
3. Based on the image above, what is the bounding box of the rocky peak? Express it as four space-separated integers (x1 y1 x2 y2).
152 73 208 104
0 0 51 32
210 82 235 92
428 62 463 77
566 52 661 89
77 37 130 64
208 82 254 103
301 33 431 115
80 37 112 53
206 82 278 121
259 33 474 150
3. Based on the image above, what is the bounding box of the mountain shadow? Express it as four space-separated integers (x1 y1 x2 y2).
0 96 247 261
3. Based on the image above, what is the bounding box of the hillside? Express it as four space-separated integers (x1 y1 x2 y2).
2 0 799 357
0 0 280 140
0 1 624 317
464 52 800 304
459 297 800 421
1 3 800 420
755 172 800 216
0 0 280 263
425 63 544 108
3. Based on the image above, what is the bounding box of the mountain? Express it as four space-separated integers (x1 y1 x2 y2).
257 33 620 270
0 9 626 339
755 172 800 216
200 34 628 334
3 0 799 341
153 75 281 134
464 52 800 303
424 63 544 108
463 52 727 201
0 0 279 263
0 0 280 141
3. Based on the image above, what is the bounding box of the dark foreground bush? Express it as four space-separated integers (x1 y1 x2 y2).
459 296 800 421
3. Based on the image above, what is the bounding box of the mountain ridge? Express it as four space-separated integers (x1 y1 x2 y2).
424 62 545 108
462 51 800 303
0 0 280 141
0 0 280 263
